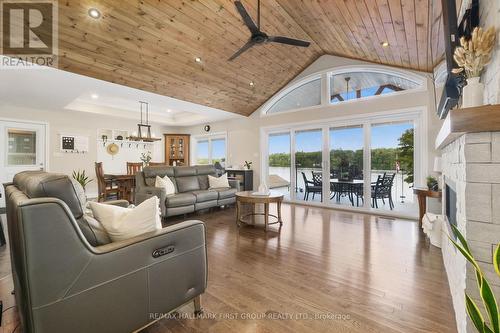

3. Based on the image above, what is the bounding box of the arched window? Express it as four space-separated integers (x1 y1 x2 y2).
266 78 321 114
330 71 420 104
261 65 425 116
433 61 447 87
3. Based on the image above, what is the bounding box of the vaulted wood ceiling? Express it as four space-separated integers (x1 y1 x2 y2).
56 0 451 116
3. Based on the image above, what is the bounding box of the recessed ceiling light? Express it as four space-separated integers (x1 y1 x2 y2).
381 41 389 47
249 81 255 86
91 93 99 99
195 57 202 63
88 8 101 19
166 109 172 113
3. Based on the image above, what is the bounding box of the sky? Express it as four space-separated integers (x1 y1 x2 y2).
268 122 413 154
197 138 226 159
196 122 413 160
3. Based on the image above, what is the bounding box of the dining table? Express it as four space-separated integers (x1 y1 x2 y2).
330 179 364 206
105 173 136 203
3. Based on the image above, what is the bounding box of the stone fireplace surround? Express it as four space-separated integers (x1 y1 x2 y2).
440 130 500 333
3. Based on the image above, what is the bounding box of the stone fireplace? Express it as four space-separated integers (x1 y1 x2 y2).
440 131 500 333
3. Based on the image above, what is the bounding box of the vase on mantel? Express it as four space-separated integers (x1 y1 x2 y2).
462 77 484 108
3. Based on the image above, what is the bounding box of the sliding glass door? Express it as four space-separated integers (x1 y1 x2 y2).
263 113 420 217
295 129 324 203
329 126 364 207
370 121 416 214
268 132 291 199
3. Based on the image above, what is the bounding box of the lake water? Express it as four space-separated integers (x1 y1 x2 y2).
268 166 415 205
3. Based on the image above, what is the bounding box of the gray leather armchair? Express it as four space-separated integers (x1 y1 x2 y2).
4 171 207 333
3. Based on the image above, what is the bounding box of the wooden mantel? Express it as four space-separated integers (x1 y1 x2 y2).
435 104 500 149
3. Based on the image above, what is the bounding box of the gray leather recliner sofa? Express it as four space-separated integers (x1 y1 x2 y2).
4 171 207 333
135 165 239 219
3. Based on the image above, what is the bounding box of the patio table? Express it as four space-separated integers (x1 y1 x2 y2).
330 179 364 206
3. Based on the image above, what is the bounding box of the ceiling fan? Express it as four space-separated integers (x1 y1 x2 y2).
228 0 311 61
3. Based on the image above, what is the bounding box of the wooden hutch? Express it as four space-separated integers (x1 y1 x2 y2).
164 134 190 166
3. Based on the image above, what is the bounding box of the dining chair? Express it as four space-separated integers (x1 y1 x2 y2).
371 173 396 209
301 172 322 201
95 162 121 202
311 171 322 186
126 162 143 175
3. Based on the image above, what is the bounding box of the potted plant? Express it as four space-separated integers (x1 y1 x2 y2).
140 151 152 166
72 169 93 191
449 224 499 333
244 160 252 170
452 26 496 108
426 176 438 191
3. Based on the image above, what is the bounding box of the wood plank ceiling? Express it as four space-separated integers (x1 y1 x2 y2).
56 0 450 116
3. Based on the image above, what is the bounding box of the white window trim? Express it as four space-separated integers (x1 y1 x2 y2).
191 131 228 166
0 117 50 171
260 64 428 117
260 107 427 219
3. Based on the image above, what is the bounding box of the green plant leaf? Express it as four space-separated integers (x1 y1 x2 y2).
450 223 472 254
449 236 481 273
466 294 485 333
486 325 495 333
494 243 500 279
480 278 500 333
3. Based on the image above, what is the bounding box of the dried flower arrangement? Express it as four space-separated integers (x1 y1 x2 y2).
452 26 496 78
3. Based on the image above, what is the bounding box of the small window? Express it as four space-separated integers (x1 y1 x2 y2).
267 78 321 114
330 72 419 104
196 140 209 165
7 129 36 166
194 136 226 166
211 138 226 166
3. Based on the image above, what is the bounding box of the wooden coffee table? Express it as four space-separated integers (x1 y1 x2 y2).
235 191 284 232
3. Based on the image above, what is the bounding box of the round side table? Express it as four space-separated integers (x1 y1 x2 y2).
235 191 284 232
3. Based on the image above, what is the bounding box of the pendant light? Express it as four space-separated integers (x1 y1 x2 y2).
129 101 161 142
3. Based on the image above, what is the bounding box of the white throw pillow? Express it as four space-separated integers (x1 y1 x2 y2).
155 175 176 195
88 197 162 242
208 173 230 189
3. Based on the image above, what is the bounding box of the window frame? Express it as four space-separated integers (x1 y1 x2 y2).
259 106 427 219
260 64 426 117
266 76 322 114
191 132 228 166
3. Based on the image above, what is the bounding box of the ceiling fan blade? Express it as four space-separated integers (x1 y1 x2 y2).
234 1 259 34
268 36 310 47
228 40 256 61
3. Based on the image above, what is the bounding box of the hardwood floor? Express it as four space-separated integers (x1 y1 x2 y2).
0 204 457 332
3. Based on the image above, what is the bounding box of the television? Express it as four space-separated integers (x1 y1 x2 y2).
436 0 479 119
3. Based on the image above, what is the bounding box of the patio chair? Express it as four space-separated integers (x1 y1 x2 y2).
372 173 396 209
311 171 322 186
301 172 322 201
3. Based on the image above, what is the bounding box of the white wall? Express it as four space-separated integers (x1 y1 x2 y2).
478 0 500 104
0 104 175 197
184 55 443 192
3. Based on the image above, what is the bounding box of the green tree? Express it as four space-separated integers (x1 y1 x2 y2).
269 153 291 167
398 128 414 184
